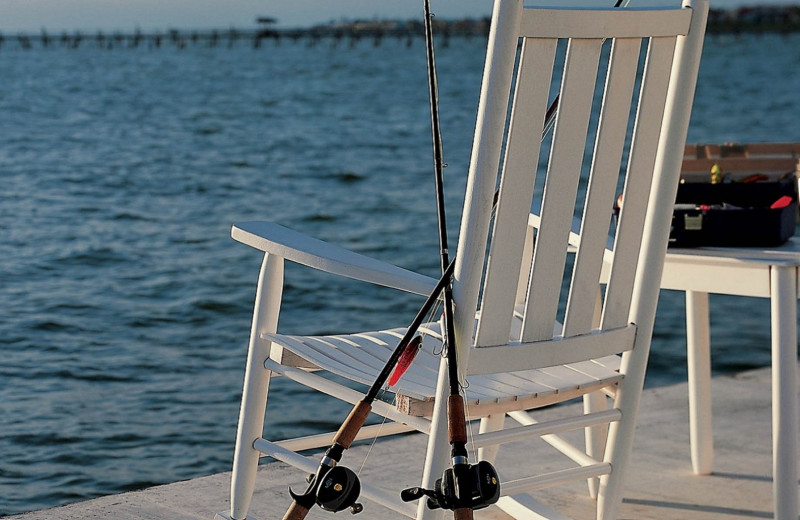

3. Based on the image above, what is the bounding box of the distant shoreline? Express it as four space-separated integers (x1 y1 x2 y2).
3 4 799 51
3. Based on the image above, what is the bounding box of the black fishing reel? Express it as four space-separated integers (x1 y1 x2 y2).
290 464 363 514
401 460 500 511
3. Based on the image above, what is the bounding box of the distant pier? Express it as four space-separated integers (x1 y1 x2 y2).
2 5 800 51
0 19 490 51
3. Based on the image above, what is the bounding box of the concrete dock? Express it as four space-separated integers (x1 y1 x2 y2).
11 364 796 519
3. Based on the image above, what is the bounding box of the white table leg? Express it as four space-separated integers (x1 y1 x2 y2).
769 265 798 520
686 290 713 475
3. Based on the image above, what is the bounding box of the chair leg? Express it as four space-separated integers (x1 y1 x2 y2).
416 357 450 520
228 253 284 520
478 413 506 464
583 391 608 499
597 351 647 520
585 288 608 499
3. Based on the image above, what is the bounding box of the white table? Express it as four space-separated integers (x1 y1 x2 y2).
661 237 800 520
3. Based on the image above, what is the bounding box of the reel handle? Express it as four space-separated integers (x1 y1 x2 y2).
400 486 427 502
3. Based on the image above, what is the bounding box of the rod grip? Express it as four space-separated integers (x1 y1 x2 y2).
333 400 372 449
453 507 474 520
447 395 468 444
282 501 310 520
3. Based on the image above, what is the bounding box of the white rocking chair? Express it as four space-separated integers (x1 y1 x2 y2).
217 1 708 519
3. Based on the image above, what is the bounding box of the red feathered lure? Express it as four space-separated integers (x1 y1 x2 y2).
388 335 423 387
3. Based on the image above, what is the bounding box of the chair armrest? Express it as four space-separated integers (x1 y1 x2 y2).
232 221 437 296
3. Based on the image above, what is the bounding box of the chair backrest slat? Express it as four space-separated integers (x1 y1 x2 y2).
520 38 603 343
601 37 677 330
451 0 522 364
475 38 557 348
451 0 704 372
562 38 640 337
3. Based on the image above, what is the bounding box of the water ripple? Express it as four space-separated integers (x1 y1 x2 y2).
1 32 799 517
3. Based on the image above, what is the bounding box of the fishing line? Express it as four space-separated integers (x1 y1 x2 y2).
356 410 390 476
460 385 480 461
358 301 445 473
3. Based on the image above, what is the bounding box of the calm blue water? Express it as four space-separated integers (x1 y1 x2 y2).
1 31 799 516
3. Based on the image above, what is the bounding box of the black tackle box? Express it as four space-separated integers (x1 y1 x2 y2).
668 143 800 248
670 174 798 247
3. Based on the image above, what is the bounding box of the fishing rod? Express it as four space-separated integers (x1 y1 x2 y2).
281 258 455 519
281 0 639 514
402 0 634 513
279 4 495 517
398 2 501 518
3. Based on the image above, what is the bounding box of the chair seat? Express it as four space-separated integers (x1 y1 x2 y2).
264 321 622 418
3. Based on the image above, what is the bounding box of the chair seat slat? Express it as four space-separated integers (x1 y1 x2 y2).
266 327 623 411
328 335 442 390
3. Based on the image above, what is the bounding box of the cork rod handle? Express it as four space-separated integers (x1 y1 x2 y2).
282 501 310 520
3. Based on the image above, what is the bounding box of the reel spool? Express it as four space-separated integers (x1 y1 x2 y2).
316 466 361 513
401 460 500 511
290 465 363 514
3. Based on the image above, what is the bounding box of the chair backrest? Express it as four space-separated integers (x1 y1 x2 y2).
450 0 709 372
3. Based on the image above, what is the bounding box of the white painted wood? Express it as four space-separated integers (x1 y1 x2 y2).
584 289 608 499
602 37 675 331
452 0 522 372
686 290 713 475
467 325 635 375
567 355 622 381
417 356 450 520
264 324 623 411
522 37 603 342
667 252 800 520
473 409 621 448
476 37 556 347
667 235 800 265
266 359 432 433
520 7 692 39
514 226 535 307
661 254 772 297
770 265 798 520
220 3 709 519
232 221 436 296
477 414 506 463
563 38 639 337
273 422 415 453
583 391 609 499
229 253 283 520
264 333 380 387
500 463 612 495
600 3 709 519
508 409 615 469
